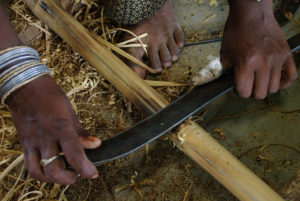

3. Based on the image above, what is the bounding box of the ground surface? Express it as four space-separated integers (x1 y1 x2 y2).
0 0 299 201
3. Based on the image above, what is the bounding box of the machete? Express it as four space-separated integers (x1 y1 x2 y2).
66 34 300 168
63 34 300 169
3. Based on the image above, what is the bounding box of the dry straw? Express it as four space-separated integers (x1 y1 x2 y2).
0 1 188 200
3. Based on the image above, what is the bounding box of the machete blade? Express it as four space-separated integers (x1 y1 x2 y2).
81 72 234 167
65 34 299 168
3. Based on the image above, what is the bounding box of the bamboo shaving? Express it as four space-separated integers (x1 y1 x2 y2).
145 80 188 87
117 44 147 48
58 185 70 201
111 28 148 55
19 190 43 201
0 154 24 184
2 165 24 201
116 33 148 46
94 34 156 73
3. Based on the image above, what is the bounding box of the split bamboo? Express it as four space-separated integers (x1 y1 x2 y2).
25 0 284 200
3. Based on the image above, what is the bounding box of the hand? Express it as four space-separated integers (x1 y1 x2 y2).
221 1 297 99
7 75 101 185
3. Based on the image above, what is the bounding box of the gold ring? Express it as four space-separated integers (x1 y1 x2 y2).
40 155 60 167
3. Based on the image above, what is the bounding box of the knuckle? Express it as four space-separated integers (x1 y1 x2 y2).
52 119 73 134
25 161 39 175
44 166 59 177
28 169 46 182
77 128 88 137
282 46 291 54
244 53 268 69
27 166 38 176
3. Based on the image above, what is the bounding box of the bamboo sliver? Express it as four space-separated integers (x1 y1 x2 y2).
25 1 284 200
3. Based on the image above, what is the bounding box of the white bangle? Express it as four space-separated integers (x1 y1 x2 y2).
0 46 51 104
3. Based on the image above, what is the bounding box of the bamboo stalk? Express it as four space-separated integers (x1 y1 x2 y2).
25 1 284 200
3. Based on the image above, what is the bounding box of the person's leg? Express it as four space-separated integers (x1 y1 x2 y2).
105 0 185 77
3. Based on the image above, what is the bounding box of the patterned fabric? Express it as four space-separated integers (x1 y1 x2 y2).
0 0 13 14
102 0 167 25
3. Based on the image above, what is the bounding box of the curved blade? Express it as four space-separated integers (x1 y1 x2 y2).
65 34 299 168
79 72 234 167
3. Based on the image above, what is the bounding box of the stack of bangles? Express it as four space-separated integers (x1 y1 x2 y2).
0 46 51 104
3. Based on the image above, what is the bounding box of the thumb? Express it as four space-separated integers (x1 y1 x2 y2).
79 135 101 149
220 47 233 71
75 120 101 149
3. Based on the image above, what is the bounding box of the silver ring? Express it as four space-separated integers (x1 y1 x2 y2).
40 155 60 167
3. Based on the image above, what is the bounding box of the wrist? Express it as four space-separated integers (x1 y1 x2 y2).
0 47 51 104
6 74 53 108
229 0 273 17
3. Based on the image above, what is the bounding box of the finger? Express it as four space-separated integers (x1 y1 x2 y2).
159 44 172 68
167 35 179 62
173 28 185 48
280 55 298 89
268 65 282 94
41 141 77 185
24 147 51 182
59 129 98 179
79 136 101 149
234 65 255 98
75 120 101 149
148 47 162 73
126 47 146 78
253 67 271 99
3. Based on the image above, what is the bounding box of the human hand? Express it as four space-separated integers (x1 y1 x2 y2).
221 0 297 99
7 75 101 185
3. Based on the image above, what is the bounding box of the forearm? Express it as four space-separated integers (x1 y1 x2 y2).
0 5 22 51
0 5 51 105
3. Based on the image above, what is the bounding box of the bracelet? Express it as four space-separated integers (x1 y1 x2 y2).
0 64 50 104
0 46 51 104
0 46 40 70
1 55 40 70
0 61 41 84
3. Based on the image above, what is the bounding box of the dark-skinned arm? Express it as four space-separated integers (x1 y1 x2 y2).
221 0 297 99
0 5 101 185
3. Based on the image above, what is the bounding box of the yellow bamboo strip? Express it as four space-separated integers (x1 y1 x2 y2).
145 80 188 87
93 35 156 73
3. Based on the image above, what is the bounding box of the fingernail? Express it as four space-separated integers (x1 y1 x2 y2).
178 42 184 48
88 136 96 142
172 55 178 62
92 174 99 179
163 62 171 67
